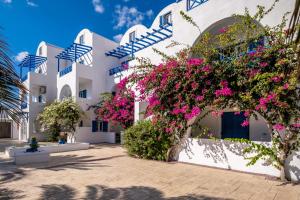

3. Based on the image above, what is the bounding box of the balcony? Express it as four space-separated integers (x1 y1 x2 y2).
59 65 72 77
18 55 47 82
55 43 92 75
109 62 129 76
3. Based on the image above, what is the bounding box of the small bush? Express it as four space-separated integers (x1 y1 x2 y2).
124 120 172 161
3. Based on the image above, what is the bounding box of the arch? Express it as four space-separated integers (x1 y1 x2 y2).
191 16 264 49
59 84 72 100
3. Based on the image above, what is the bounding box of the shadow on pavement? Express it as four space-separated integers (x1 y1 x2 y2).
39 184 233 200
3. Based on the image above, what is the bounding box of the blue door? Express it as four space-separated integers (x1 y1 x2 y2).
221 112 249 139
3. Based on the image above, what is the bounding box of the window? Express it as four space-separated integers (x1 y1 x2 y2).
39 47 43 56
160 12 172 26
79 90 87 98
79 34 85 44
129 31 136 42
92 120 108 132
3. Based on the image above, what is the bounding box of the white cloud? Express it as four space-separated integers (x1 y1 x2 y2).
92 0 104 14
113 34 123 42
113 5 154 29
3 0 12 4
26 0 38 7
15 51 29 62
146 9 154 18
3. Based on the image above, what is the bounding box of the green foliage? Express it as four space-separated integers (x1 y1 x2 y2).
0 31 27 124
227 138 281 169
38 98 83 141
124 120 172 161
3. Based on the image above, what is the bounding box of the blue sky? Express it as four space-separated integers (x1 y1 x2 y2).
0 0 174 63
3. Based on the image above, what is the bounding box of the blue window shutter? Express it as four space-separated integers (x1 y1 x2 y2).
103 121 108 132
92 120 98 132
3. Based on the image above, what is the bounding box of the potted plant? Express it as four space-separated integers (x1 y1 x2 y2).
26 137 39 152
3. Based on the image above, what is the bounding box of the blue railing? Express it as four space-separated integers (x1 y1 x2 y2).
59 65 72 77
21 74 28 82
187 0 208 11
21 102 28 110
109 63 129 76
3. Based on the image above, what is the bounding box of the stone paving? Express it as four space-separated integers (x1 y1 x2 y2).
0 144 299 200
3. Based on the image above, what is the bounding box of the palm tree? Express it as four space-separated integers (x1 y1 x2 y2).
0 31 27 123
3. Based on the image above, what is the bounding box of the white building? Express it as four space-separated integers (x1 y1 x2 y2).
14 0 294 143
11 0 299 180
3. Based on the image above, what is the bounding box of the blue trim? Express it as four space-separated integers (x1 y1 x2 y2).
105 24 173 59
18 55 47 79
59 65 72 77
187 0 209 11
109 61 129 76
18 55 47 68
55 43 92 70
21 74 28 82
21 102 28 110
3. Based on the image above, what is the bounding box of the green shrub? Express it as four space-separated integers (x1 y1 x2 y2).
124 120 172 161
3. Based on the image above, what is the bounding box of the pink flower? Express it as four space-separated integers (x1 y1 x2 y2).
201 65 212 73
271 76 281 83
215 87 233 97
196 95 204 101
172 108 182 115
219 27 228 33
175 83 181 90
187 58 204 66
191 82 198 90
273 124 285 131
248 69 260 78
259 62 268 67
211 111 223 118
283 83 289 90
185 107 201 120
166 60 178 68
291 123 300 128
220 80 228 88
118 77 128 90
122 64 129 70
241 120 249 127
148 95 160 108
244 111 250 117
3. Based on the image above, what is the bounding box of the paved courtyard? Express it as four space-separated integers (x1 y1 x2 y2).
0 144 300 200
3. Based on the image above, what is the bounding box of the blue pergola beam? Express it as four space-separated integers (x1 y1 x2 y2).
105 24 173 59
187 0 209 11
55 43 92 61
19 55 47 68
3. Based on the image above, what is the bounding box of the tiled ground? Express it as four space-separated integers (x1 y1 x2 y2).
0 144 299 200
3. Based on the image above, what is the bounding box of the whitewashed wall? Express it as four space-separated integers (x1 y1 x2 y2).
21 42 63 141
178 138 300 182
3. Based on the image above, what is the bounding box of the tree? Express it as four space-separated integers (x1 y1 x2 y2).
124 4 299 181
94 81 134 129
0 30 27 123
38 98 83 142
38 101 61 141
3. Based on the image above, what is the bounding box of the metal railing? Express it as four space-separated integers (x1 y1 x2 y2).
59 65 72 77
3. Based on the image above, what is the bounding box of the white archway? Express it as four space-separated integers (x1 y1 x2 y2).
59 84 72 100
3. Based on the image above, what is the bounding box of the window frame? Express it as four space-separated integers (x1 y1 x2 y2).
129 31 136 43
